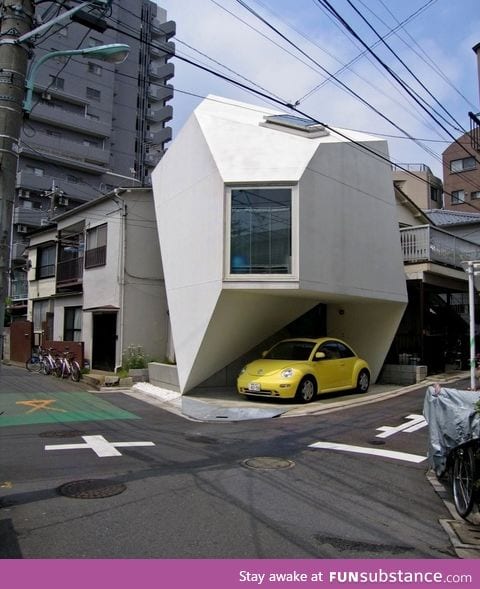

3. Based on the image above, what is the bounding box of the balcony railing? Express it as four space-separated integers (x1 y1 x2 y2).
10 278 28 301
56 257 83 289
400 225 480 269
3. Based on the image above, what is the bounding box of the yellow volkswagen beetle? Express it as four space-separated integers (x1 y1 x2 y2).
237 337 370 403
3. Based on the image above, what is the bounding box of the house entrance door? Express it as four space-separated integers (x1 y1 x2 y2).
92 313 117 371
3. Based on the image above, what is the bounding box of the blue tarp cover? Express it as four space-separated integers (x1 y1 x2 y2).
423 386 480 476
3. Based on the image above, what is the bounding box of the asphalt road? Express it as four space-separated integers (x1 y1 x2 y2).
0 364 457 558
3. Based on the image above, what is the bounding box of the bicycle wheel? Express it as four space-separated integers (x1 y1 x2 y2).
71 361 81 382
54 360 64 378
41 359 51 375
26 355 42 372
452 445 477 519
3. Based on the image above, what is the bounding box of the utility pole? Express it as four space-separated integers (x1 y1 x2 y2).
0 0 34 360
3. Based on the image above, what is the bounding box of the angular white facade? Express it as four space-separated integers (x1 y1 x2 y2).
152 96 407 393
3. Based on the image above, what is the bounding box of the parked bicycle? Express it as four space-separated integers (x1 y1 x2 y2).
448 440 480 519
26 345 48 373
54 348 81 382
26 346 59 374
41 347 58 375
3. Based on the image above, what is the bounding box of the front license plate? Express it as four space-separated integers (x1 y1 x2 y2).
248 382 261 392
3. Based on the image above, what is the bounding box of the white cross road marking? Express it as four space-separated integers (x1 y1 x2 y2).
45 435 155 458
375 414 427 439
309 441 426 463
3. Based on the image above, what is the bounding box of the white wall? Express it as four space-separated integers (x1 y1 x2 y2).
299 141 406 302
123 191 168 362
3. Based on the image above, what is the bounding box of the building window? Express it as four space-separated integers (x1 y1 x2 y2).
430 186 440 202
451 190 465 204
33 299 53 333
230 187 292 274
88 62 102 76
471 191 480 200
85 223 107 268
26 165 44 177
49 75 64 90
450 157 476 173
86 87 101 101
64 306 82 342
36 245 56 279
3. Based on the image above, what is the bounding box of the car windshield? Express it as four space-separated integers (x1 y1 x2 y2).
265 341 316 361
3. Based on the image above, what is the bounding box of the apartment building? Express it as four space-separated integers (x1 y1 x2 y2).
10 0 174 318
442 43 480 213
392 163 442 211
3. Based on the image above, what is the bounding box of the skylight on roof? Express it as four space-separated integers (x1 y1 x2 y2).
261 114 329 138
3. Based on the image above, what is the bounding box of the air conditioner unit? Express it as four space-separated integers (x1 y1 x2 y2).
17 225 28 233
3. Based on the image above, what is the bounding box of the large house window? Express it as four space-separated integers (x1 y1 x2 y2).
85 223 107 268
230 187 292 274
450 157 475 173
64 306 82 342
37 245 56 279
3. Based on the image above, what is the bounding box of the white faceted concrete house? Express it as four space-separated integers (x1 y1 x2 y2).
151 96 408 394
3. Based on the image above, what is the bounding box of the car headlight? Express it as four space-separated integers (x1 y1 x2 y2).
281 368 294 378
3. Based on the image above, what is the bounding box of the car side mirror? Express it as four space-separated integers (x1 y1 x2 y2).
314 352 326 360
261 350 268 358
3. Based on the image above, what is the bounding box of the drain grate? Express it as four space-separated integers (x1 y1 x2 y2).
39 430 86 438
58 479 127 499
241 456 295 470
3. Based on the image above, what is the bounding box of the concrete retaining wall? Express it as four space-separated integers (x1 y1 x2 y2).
148 362 179 391
379 363 427 385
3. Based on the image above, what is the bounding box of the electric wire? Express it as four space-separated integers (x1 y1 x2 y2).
300 0 437 103
373 0 478 112
317 0 480 169
22 3 480 214
345 0 466 134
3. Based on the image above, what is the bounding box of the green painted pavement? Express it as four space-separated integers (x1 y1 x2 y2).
0 391 140 427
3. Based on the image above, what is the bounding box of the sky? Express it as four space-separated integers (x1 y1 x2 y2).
154 0 480 179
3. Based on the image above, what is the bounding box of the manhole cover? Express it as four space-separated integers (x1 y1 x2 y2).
241 457 295 470
39 430 86 438
58 479 127 499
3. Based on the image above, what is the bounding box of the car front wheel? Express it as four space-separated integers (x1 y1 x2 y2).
356 369 370 394
296 376 317 403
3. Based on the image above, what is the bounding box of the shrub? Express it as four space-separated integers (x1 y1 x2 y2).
123 345 149 370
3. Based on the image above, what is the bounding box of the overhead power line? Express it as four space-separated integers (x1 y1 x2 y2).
101 12 480 211
345 0 466 134
316 0 480 177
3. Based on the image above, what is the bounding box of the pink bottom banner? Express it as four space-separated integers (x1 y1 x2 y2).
2 559 480 588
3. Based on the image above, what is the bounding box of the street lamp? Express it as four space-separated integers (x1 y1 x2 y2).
461 260 480 390
23 43 130 113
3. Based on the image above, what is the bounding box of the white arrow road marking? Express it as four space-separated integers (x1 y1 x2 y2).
309 441 426 463
375 414 427 438
45 435 155 458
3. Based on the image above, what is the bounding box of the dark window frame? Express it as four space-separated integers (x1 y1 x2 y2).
85 223 107 269
36 244 56 279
